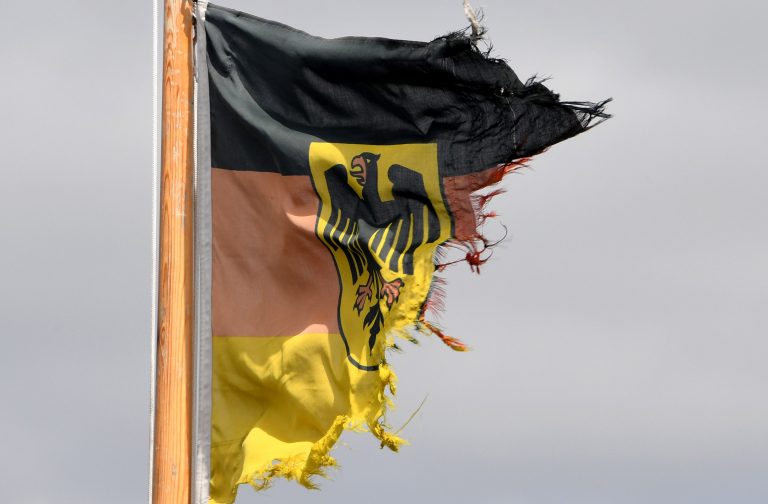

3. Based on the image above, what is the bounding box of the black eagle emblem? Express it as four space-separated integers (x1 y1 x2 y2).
321 152 441 351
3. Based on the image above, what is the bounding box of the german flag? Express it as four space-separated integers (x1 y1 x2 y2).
193 4 608 503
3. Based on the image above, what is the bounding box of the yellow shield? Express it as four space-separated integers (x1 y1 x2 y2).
309 142 452 370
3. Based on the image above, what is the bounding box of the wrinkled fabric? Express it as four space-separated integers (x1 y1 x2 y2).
200 4 607 503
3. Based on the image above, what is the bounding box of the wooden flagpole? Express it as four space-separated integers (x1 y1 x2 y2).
153 0 195 503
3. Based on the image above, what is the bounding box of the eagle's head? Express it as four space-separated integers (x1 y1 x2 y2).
349 152 380 187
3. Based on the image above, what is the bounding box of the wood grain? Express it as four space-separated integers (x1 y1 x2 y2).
153 1 195 503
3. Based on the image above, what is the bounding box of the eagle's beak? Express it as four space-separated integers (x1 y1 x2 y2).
350 156 366 186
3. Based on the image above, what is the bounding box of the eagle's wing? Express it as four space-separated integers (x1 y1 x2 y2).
386 163 441 275
322 163 368 283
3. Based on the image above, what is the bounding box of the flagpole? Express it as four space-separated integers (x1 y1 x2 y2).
153 0 195 503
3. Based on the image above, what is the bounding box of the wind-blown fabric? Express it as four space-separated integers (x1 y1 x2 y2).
199 4 607 503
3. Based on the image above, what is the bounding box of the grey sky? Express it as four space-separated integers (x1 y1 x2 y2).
0 0 766 503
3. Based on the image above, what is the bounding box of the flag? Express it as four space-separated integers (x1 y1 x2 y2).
193 3 608 503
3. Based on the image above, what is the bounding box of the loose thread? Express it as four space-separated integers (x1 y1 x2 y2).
463 0 485 45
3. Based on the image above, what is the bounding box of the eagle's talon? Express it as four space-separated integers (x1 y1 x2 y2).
354 283 373 313
380 278 404 308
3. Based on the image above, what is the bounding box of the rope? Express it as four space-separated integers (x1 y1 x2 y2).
463 0 483 43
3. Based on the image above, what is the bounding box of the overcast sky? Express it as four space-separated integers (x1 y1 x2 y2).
0 1 766 503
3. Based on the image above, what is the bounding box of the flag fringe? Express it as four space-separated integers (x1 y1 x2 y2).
516 76 612 130
413 75 610 351
433 25 612 131
241 363 404 494
411 160 525 351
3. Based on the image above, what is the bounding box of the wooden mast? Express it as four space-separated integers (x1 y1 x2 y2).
153 0 195 503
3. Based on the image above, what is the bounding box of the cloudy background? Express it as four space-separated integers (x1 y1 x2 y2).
1 0 766 502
